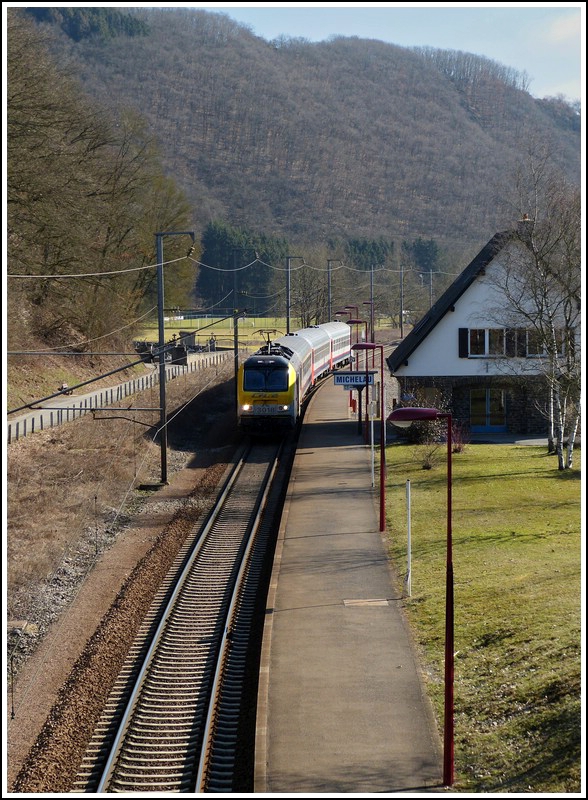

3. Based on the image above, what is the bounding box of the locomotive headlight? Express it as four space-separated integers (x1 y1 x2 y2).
242 404 252 411
281 405 289 411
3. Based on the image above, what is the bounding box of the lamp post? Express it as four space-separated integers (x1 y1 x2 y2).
286 256 304 334
347 319 367 433
155 230 195 485
348 318 368 345
363 300 375 342
335 310 353 408
386 406 454 787
344 304 359 322
351 343 386 533
346 318 367 374
348 319 367 433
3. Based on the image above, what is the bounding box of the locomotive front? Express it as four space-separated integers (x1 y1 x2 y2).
237 353 298 433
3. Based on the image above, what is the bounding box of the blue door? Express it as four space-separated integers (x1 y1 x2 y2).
470 389 507 433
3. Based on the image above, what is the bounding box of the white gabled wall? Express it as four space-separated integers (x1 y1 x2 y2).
395 243 546 378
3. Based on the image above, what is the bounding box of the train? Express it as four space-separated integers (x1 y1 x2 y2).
237 321 351 433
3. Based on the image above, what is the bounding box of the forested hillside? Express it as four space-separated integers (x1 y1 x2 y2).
7 10 196 353
24 6 580 253
8 6 581 364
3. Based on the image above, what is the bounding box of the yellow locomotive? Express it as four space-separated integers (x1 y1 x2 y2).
237 321 351 433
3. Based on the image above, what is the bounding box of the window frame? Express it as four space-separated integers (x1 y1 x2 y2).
467 328 505 358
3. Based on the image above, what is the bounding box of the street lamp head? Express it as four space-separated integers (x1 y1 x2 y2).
347 318 364 325
351 342 376 351
387 406 441 428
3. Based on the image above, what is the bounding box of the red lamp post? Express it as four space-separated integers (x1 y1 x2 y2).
347 318 367 370
348 320 367 434
386 406 454 788
351 343 386 532
335 310 353 408
348 321 369 439
362 300 375 343
348 319 368 346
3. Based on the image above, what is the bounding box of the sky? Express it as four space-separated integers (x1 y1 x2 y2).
180 2 584 102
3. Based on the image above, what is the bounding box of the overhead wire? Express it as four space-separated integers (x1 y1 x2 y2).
241 287 285 299
187 255 260 272
9 350 231 718
7 403 139 720
9 251 457 281
7 225 460 716
16 306 158 353
109 360 232 530
196 290 234 312
8 255 186 279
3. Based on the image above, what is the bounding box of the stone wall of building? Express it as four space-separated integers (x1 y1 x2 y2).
392 374 549 435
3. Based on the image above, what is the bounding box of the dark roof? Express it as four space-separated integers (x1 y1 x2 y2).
387 229 514 373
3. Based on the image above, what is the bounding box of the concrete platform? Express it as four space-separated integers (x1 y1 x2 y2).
255 377 444 794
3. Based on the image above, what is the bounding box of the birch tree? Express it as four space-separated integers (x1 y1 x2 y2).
493 152 580 468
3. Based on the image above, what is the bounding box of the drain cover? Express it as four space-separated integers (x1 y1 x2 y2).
343 598 389 607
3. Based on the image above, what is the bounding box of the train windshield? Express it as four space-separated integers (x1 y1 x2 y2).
244 366 289 392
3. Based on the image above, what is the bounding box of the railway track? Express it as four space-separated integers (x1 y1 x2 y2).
71 437 289 793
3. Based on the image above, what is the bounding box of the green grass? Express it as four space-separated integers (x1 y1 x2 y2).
137 315 288 343
137 316 393 344
385 443 581 792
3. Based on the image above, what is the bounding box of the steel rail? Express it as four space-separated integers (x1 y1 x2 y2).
94 447 250 793
194 446 281 791
81 441 282 794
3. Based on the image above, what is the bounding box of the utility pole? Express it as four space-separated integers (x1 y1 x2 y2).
370 265 374 342
233 310 240 407
400 262 405 339
155 230 195 485
327 259 343 322
286 256 303 334
233 248 243 313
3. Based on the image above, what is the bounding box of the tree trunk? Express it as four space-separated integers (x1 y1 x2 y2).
547 384 556 454
555 402 566 470
566 409 580 469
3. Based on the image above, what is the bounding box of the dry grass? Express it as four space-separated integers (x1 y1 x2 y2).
6 359 234 622
6 348 148 413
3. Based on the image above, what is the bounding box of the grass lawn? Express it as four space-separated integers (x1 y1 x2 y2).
136 316 394 350
384 442 582 792
137 315 287 349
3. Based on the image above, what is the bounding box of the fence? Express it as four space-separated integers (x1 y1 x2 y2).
7 352 231 444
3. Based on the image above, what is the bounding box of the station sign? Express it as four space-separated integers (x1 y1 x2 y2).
333 371 376 386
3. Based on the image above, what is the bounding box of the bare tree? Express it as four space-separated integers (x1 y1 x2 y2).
291 262 328 328
490 151 580 468
7 10 194 348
